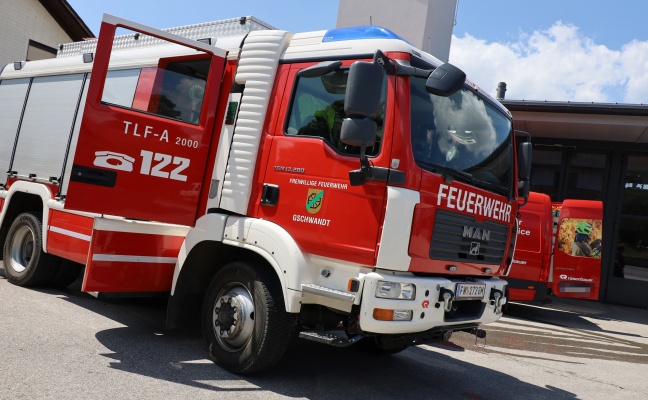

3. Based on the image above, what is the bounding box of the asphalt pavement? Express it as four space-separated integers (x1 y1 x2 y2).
1 264 647 400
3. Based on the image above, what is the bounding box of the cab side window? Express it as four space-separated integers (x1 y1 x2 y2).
101 40 210 125
285 69 385 156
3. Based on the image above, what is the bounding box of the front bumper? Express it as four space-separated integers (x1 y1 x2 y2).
358 271 507 335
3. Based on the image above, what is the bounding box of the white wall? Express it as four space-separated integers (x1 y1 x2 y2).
337 0 457 62
0 0 72 69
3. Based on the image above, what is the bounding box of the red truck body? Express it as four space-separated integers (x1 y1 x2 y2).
508 193 603 302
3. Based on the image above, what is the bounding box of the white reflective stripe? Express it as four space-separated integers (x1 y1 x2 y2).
92 254 177 264
93 217 190 237
49 226 91 242
375 187 420 271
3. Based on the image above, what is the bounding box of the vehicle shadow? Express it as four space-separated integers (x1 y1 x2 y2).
459 301 648 366
48 287 576 400
505 302 604 331
505 300 648 338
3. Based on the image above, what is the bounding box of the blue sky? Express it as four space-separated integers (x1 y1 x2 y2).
453 0 648 51
66 0 648 104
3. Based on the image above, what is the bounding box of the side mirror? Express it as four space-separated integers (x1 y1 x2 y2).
518 142 532 181
517 142 532 204
340 57 384 186
340 118 377 148
343 61 384 118
425 63 466 97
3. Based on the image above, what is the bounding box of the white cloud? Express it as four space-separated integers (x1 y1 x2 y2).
449 22 647 104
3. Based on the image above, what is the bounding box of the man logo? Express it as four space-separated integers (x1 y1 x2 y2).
470 242 481 255
306 189 324 214
463 226 491 241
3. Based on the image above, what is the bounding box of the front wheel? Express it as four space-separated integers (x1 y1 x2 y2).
3 212 60 286
202 261 296 374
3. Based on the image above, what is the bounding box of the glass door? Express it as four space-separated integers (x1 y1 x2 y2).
606 153 648 307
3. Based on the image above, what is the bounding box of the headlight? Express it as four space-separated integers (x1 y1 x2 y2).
375 281 416 300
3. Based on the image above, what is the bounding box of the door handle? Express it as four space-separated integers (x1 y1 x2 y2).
261 183 279 206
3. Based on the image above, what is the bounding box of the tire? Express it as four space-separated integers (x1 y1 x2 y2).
358 334 409 355
202 261 296 374
3 212 60 287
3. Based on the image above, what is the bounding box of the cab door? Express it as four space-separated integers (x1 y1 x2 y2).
255 61 393 266
65 15 226 226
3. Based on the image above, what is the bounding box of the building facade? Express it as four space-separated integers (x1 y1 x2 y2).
337 0 458 62
504 100 648 309
0 0 92 68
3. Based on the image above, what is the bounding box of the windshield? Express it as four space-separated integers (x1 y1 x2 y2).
410 75 513 194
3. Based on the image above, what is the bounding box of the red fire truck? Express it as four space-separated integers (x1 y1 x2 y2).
0 14 531 373
507 192 603 302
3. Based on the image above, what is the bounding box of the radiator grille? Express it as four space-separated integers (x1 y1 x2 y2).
430 209 508 265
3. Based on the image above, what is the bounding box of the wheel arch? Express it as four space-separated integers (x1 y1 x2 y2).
0 182 52 256
167 214 313 328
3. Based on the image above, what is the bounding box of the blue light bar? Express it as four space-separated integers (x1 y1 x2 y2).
322 26 410 44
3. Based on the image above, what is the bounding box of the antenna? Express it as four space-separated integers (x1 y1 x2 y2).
370 16 372 26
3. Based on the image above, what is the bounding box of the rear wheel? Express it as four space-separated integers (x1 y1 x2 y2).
3 212 60 287
202 261 296 374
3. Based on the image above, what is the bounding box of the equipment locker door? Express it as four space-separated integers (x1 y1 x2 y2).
65 15 226 226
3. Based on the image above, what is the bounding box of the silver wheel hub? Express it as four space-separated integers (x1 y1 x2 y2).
9 225 35 274
212 285 255 352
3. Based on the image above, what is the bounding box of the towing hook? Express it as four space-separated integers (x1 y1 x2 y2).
490 289 506 313
439 289 455 312
473 328 487 347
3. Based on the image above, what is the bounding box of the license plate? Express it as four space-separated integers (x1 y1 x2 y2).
456 283 486 299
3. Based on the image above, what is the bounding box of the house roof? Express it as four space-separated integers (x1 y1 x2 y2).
39 0 94 41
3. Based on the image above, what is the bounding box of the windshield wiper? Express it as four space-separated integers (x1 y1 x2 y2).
472 178 510 198
416 160 475 185
417 160 512 199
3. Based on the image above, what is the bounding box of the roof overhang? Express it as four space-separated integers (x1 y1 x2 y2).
39 0 94 41
502 100 648 144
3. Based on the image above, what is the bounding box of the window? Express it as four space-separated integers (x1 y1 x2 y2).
616 154 648 282
285 69 385 156
102 58 209 124
26 40 57 61
530 148 608 202
621 155 648 217
101 29 210 125
565 152 607 200
530 148 563 200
